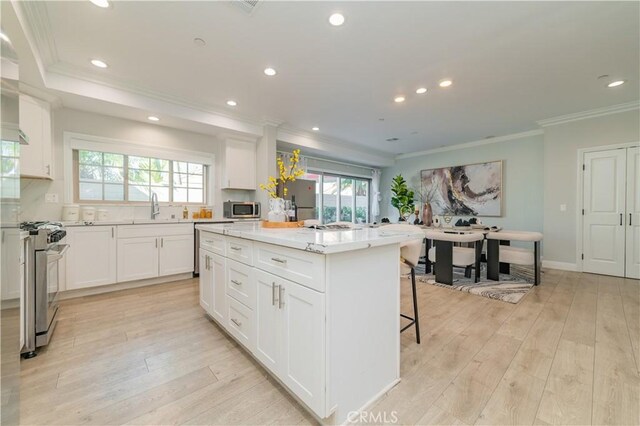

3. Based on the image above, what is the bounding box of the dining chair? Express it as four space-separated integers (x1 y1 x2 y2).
423 230 484 285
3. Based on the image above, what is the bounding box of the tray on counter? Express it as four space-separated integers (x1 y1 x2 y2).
261 220 305 228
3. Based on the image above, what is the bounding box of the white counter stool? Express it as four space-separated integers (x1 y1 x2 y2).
383 224 423 344
486 231 543 285
424 230 485 285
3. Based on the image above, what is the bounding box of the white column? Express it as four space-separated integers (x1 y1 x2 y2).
256 124 278 218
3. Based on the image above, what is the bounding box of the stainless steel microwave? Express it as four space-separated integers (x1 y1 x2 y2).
223 201 261 219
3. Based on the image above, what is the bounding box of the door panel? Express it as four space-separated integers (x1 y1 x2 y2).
67 226 116 289
280 279 325 415
159 234 194 276
254 269 280 374
117 237 158 282
199 250 212 313
583 149 626 277
211 253 227 324
626 146 640 279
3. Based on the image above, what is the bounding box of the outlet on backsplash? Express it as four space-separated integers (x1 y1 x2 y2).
45 193 59 203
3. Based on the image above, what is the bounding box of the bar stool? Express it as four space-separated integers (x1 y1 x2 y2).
423 230 485 285
383 224 423 344
486 231 543 285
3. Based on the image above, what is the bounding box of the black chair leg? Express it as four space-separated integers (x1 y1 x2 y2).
400 267 421 344
464 266 472 278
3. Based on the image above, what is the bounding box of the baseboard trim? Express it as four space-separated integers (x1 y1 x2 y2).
542 260 578 271
59 273 194 300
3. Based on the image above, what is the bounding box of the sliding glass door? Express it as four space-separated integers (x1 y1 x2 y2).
304 171 371 224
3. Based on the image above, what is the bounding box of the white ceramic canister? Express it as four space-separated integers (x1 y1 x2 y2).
62 204 80 221
81 206 96 222
97 209 109 221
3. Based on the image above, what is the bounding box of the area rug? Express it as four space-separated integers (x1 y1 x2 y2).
416 265 537 304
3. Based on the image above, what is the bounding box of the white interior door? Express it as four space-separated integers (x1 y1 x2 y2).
583 149 626 277
626 146 640 279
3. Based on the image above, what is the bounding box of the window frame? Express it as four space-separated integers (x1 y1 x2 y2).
306 169 372 224
65 132 214 206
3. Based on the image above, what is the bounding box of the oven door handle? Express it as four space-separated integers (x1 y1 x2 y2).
47 244 69 262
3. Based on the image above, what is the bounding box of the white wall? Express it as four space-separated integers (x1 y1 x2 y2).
543 109 640 266
20 107 254 221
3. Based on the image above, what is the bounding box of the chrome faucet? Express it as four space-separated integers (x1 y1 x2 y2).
151 192 160 219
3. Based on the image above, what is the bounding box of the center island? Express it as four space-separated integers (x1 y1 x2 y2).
195 222 417 424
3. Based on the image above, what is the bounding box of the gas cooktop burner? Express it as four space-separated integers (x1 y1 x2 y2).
20 222 66 243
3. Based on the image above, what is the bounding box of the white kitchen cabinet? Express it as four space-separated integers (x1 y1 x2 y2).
253 269 325 414
117 237 159 283
19 94 53 179
158 234 194 276
66 226 117 290
221 138 256 190
211 253 227 324
199 249 213 313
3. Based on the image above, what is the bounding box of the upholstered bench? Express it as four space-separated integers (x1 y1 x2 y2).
486 230 543 285
423 230 485 285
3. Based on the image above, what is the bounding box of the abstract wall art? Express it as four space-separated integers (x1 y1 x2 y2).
421 160 502 216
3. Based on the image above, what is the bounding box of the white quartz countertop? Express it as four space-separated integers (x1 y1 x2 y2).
62 219 234 227
195 222 418 254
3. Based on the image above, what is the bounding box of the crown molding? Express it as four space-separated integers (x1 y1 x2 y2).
395 129 544 160
19 82 62 109
536 100 640 127
13 1 58 68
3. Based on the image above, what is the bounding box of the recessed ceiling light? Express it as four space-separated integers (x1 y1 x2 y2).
607 80 625 88
329 13 345 26
416 87 427 94
90 59 108 68
394 96 405 103
90 0 110 8
147 116 160 122
264 67 277 76
226 100 237 107
439 80 453 88
312 127 320 131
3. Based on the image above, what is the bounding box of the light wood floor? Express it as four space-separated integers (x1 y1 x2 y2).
20 269 639 425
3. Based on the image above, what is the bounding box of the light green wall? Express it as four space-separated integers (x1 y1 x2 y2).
543 110 640 265
380 134 545 235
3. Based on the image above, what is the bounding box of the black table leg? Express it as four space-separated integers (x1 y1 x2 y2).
434 240 453 285
424 238 432 274
534 241 541 285
475 240 483 283
499 240 510 275
487 239 499 281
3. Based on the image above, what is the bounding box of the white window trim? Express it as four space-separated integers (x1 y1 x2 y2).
63 131 215 205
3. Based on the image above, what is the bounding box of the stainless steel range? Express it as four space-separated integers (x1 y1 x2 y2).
20 222 68 358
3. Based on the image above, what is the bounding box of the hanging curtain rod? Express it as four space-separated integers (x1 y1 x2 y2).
276 150 378 173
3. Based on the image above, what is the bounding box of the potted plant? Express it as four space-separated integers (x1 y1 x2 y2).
390 174 415 222
259 149 305 222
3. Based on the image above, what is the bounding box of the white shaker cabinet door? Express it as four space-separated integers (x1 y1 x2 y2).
158 234 194 276
279 278 325 415
210 253 227 324
254 269 281 375
221 139 256 190
19 95 52 179
67 226 117 290
117 237 159 283
199 249 213 314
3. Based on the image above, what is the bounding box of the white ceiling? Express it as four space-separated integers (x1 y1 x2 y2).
9 1 640 157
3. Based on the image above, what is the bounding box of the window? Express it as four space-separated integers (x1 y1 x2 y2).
303 171 370 224
74 149 206 204
1 141 20 200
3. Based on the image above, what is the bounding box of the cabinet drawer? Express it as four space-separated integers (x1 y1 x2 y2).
226 259 255 309
226 296 255 351
226 236 253 266
117 224 192 239
200 231 226 256
254 243 325 292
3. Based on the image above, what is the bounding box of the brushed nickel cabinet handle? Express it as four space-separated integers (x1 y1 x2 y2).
630 213 633 226
161 238 164 248
271 257 287 264
272 282 278 306
620 213 623 226
230 246 242 251
230 318 242 327
231 279 242 286
279 286 285 309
